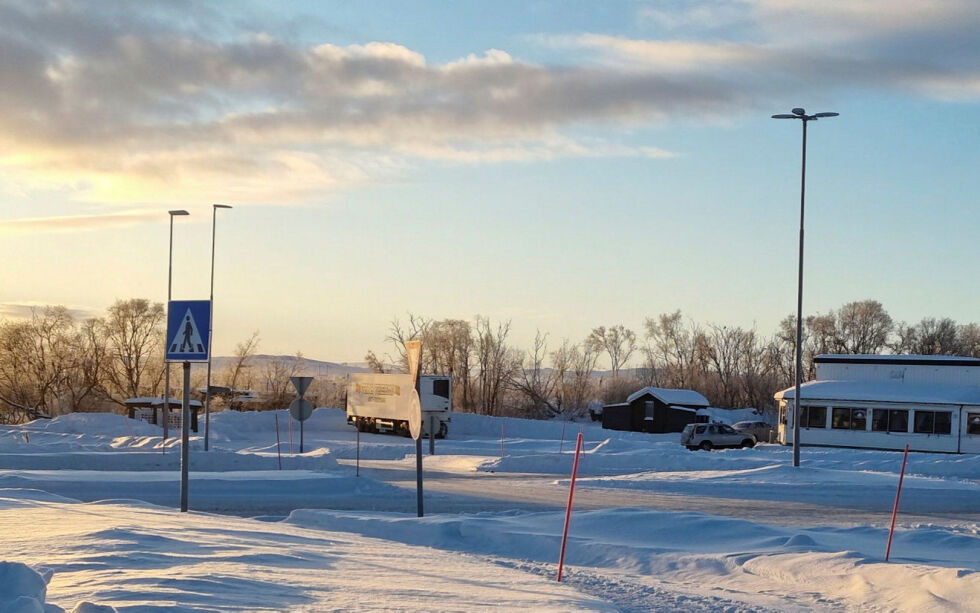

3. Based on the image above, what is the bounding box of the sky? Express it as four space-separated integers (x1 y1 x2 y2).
1 0 978 364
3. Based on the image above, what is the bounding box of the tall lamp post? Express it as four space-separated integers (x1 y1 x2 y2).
165 209 190 443
772 108 838 468
204 204 233 451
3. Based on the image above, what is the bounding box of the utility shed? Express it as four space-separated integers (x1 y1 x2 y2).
775 354 980 453
125 397 202 432
602 387 709 433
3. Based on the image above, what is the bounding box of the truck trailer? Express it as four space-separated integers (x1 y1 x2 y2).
346 373 452 438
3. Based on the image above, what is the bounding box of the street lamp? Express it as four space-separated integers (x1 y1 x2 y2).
204 204 232 451
772 108 838 468
164 210 189 442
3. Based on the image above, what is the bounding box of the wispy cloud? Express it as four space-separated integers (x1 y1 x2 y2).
0 301 97 321
0 210 164 234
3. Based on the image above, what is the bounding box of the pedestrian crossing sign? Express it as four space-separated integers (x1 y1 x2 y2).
166 300 211 362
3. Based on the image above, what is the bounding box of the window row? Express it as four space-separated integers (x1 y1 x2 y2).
797 407 954 435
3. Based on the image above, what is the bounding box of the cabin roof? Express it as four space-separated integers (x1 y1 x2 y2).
626 387 710 407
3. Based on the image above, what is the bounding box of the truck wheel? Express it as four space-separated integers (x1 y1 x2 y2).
699 440 713 451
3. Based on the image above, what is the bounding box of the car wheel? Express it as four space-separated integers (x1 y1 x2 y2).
741 439 755 448
699 440 713 451
686 446 697 451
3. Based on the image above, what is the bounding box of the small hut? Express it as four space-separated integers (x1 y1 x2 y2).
601 387 708 433
125 397 202 432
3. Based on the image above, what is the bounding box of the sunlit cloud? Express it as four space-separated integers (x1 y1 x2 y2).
0 301 96 321
0 210 164 234
0 0 976 219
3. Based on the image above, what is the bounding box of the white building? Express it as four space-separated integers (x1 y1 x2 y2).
775 354 980 453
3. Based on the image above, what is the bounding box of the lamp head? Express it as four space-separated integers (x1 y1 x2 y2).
792 108 806 116
168 210 189 216
213 204 233 209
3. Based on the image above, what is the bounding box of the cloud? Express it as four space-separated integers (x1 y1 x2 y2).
0 301 97 321
0 210 164 234
0 0 976 215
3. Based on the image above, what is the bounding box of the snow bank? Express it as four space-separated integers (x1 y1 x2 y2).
0 561 62 613
287 507 980 612
0 493 606 612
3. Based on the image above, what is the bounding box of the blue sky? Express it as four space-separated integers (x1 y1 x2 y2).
1 1 978 363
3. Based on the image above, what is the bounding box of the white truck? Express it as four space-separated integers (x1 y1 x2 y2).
346 373 452 438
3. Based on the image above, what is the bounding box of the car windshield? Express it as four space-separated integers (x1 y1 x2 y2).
720 425 736 434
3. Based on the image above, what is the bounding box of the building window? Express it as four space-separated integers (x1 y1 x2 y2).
872 409 889 431
832 408 867 430
644 401 655 420
888 409 909 433
800 406 826 428
852 409 867 430
432 379 450 399
914 411 952 435
969 413 980 435
871 409 909 433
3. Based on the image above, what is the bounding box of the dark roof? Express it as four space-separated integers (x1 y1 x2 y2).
815 354 980 367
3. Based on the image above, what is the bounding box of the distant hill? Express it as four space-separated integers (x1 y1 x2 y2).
210 354 376 378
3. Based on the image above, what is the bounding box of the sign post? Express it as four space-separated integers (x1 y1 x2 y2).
406 340 424 517
166 300 211 513
289 376 314 454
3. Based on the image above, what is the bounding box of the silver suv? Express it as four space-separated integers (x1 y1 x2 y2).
681 423 756 451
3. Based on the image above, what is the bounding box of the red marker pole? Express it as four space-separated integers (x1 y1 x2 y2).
274 412 282 470
557 431 584 582
885 443 910 562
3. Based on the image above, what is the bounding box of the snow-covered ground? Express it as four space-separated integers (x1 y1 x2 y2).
1 408 977 611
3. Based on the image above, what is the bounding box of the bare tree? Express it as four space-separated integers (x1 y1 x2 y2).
363 350 387 374
512 331 560 418
645 311 704 389
102 298 165 403
424 319 476 411
890 317 961 355
386 314 431 372
475 316 517 416
586 325 637 377
263 352 305 408
225 331 260 390
836 300 893 354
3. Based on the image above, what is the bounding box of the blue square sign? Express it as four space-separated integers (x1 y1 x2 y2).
166 300 212 362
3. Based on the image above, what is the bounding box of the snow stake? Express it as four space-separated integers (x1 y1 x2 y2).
557 431 584 582
885 443 910 561
274 412 282 470
559 422 566 454
500 423 505 458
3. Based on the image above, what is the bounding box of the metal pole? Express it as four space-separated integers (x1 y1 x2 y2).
204 206 217 451
300 418 304 454
793 119 808 468
429 414 435 455
164 216 174 445
416 436 424 517
204 204 231 452
180 361 190 512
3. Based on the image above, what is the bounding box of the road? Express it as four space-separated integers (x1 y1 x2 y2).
342 459 980 528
